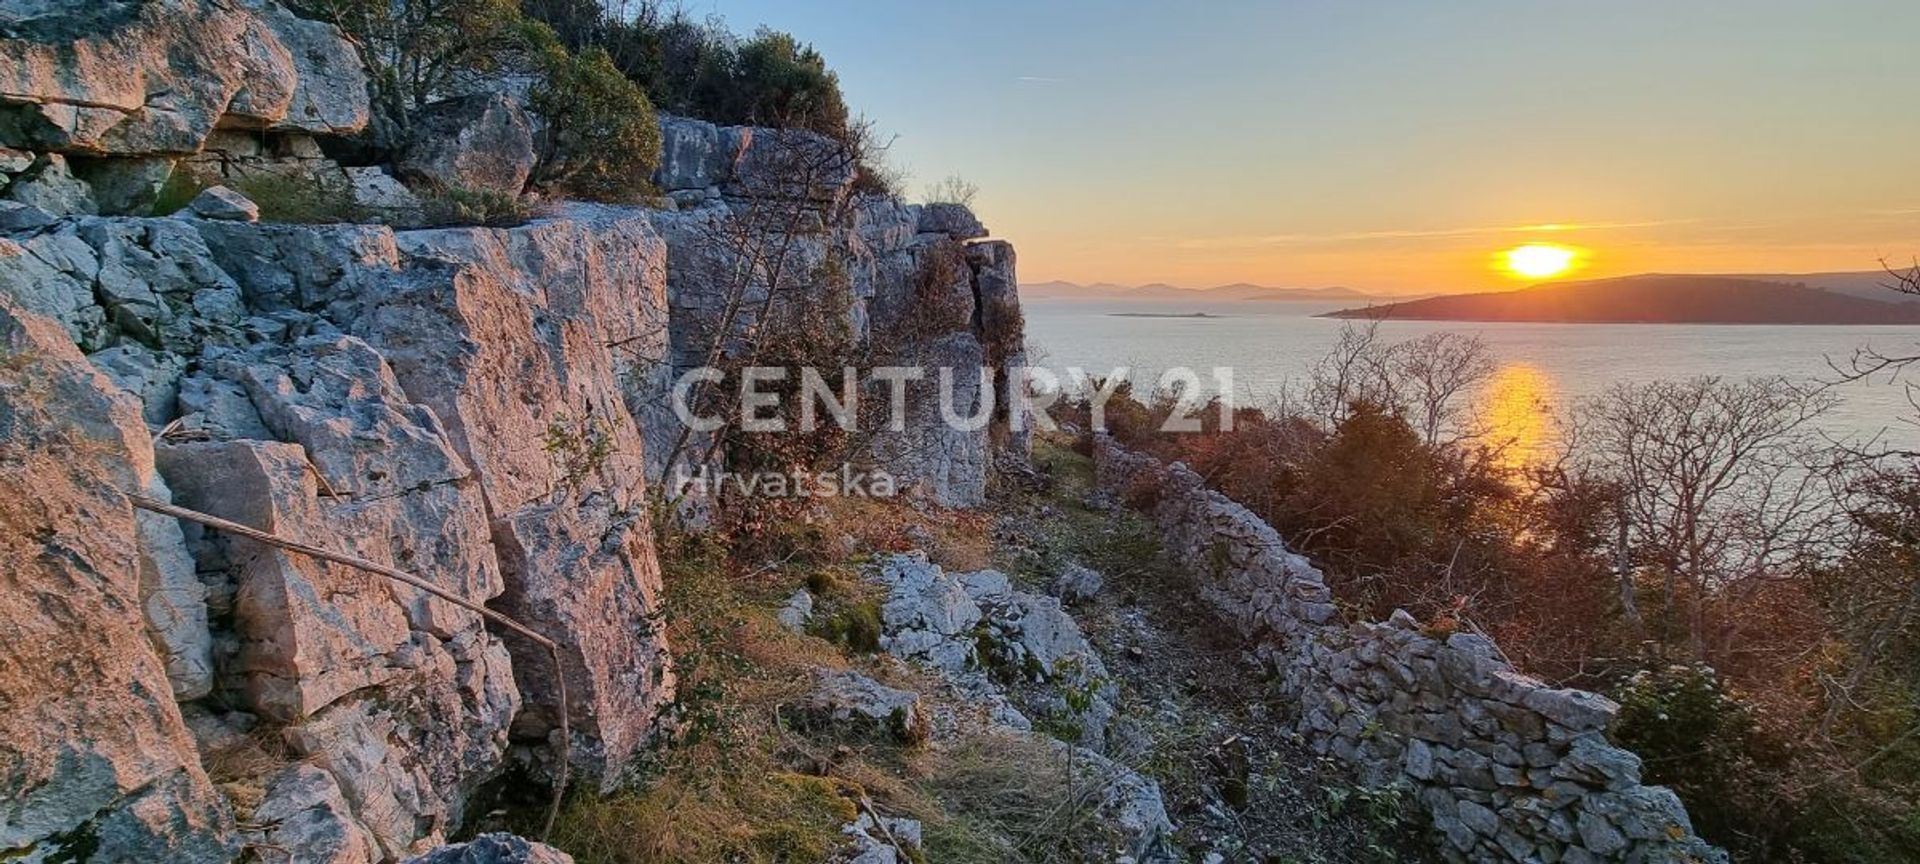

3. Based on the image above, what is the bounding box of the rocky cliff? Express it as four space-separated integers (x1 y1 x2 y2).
0 1 1027 860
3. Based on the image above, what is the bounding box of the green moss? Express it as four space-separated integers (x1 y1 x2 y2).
147 169 207 216
815 601 882 653
232 173 366 224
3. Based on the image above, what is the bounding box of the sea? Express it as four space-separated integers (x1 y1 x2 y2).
1022 298 1920 457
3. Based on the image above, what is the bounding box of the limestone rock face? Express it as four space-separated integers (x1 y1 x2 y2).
916 202 987 240
0 0 369 155
0 297 236 862
252 764 382 864
0 203 683 856
398 94 537 196
650 113 855 203
2 152 97 215
653 114 736 194
359 213 675 783
644 120 1029 506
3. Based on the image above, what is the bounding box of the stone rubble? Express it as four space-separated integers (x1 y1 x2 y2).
1093 435 1730 864
863 553 1175 860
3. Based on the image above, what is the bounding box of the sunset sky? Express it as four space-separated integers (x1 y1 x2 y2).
703 0 1920 295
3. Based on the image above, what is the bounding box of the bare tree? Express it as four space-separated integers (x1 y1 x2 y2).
1572 376 1842 659
1301 324 1494 446
922 175 979 208
1303 321 1393 429
1394 332 1497 447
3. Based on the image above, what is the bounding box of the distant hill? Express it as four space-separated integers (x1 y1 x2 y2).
1321 274 1920 325
1715 270 1912 302
1024 281 1383 302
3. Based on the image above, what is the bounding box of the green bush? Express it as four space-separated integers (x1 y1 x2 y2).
417 184 543 227
523 7 852 140
529 38 663 202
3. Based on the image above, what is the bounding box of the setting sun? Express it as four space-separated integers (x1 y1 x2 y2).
1502 243 1580 280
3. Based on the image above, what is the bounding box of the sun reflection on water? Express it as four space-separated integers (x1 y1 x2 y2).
1478 363 1557 468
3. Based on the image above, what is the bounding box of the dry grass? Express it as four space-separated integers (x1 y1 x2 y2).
825 496 993 572
528 479 1177 864
537 533 878 864
912 733 1114 864
201 727 296 823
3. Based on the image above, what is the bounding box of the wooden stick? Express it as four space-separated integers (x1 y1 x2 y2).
126 493 572 841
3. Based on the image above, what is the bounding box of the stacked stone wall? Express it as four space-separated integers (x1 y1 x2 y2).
1093 435 1726 863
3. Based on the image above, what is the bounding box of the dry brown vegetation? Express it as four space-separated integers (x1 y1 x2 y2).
1075 325 1920 862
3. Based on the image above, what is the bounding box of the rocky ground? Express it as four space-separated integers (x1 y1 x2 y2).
474 434 1439 864
987 439 1439 864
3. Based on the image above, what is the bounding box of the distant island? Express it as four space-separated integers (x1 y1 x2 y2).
1321 274 1920 325
1025 281 1385 303
1108 311 1224 319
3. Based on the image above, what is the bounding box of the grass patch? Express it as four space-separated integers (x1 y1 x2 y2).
913 733 1117 863
530 531 879 863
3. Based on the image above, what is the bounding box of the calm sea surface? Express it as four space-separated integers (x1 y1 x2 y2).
1023 298 1920 455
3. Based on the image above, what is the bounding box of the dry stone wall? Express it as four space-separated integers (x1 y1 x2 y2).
1093 436 1727 864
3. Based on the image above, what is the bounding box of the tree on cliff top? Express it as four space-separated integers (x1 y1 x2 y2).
293 0 529 147
294 0 662 202
523 2 852 139
524 29 663 202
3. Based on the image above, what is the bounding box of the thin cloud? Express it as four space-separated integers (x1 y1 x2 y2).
1016 75 1067 83
1157 219 1694 250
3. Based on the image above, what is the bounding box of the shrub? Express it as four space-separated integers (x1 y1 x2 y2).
418 184 543 227
522 6 852 140
923 175 978 208
727 29 849 135
529 40 663 202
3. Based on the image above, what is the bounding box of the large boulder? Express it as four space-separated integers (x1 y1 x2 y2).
652 114 856 203
916 202 987 240
187 185 261 221
0 296 237 862
397 94 536 196
0 0 369 155
803 670 931 745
